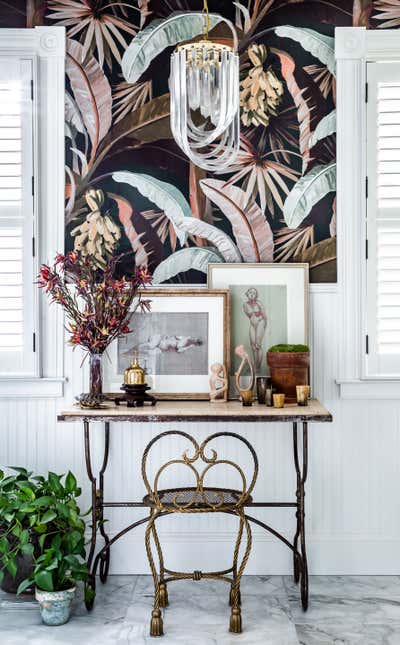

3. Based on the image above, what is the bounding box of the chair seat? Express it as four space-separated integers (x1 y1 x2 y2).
143 486 252 510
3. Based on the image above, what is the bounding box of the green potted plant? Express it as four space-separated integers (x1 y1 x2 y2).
15 470 89 625
0 467 47 594
266 344 310 402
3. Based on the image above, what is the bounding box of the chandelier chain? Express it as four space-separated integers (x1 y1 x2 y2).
202 0 210 40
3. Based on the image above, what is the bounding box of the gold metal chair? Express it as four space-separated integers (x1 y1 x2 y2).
141 430 258 637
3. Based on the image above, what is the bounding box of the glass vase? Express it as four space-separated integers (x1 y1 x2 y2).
89 353 103 400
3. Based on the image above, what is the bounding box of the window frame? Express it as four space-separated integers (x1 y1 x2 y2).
0 27 65 397
336 27 400 399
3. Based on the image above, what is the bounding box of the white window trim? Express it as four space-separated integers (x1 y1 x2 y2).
0 27 65 397
335 27 400 398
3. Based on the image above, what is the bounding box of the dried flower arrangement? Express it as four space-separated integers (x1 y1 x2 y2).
37 251 151 407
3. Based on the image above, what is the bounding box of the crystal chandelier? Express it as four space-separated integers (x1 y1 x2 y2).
169 2 240 171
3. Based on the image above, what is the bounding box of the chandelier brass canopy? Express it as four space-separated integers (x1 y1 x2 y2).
169 3 240 171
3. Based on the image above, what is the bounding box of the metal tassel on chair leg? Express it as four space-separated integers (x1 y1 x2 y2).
150 608 164 637
229 606 242 633
159 582 169 607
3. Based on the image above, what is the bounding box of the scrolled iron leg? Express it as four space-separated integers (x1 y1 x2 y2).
98 423 110 584
293 421 309 611
83 421 111 610
293 422 301 585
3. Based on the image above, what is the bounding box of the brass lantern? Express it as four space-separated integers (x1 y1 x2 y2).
124 353 146 386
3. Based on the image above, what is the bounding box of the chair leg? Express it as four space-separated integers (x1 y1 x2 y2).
145 511 164 637
151 519 168 607
230 516 244 607
229 512 252 634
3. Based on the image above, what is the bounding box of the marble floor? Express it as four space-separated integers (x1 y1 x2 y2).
1 575 400 645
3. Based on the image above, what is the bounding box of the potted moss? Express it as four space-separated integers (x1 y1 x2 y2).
267 344 310 402
15 470 89 625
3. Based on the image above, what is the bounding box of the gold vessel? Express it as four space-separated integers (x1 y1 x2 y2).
124 353 146 386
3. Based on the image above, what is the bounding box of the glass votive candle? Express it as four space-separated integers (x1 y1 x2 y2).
265 385 273 407
240 389 254 406
296 385 309 406
256 376 269 404
273 393 285 408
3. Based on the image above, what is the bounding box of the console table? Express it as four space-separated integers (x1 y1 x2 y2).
57 400 332 611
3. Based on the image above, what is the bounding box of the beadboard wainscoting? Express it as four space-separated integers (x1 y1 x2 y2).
1 286 400 575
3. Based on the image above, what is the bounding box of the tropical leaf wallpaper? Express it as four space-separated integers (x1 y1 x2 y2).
1 0 393 282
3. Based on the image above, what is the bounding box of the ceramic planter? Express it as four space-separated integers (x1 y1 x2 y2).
267 351 310 402
35 586 76 626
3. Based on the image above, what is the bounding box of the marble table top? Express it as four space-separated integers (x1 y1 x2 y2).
58 399 332 423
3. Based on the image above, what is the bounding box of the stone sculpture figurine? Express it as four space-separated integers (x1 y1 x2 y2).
209 363 228 402
234 345 255 405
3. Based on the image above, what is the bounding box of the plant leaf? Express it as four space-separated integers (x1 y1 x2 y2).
65 471 77 495
92 93 170 176
113 171 191 247
309 109 336 149
153 247 222 284
283 162 336 228
175 217 242 262
66 38 112 160
65 91 86 136
35 570 53 592
273 48 325 172
200 179 274 262
41 510 57 524
109 192 148 268
122 12 223 83
17 578 32 595
275 26 335 75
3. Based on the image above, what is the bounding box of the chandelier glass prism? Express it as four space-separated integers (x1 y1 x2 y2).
169 4 240 171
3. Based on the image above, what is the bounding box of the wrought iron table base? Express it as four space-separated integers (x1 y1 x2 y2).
82 420 309 612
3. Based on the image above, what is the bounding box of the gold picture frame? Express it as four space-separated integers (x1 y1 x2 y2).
208 263 309 397
103 288 230 400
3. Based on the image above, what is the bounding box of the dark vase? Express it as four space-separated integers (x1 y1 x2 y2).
0 527 38 594
89 353 103 400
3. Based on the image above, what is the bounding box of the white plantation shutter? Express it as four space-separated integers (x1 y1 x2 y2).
366 62 400 376
0 57 36 376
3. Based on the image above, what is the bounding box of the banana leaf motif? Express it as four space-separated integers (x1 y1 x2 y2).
309 109 336 149
153 247 223 284
109 193 149 268
122 12 223 83
283 162 336 228
200 178 274 263
275 26 335 75
66 39 112 162
112 171 191 246
173 217 242 262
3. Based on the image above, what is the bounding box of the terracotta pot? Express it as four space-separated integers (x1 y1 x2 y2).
266 351 310 403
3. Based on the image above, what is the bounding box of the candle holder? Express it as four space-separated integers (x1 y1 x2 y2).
256 377 270 404
296 385 309 406
240 389 254 406
273 393 285 409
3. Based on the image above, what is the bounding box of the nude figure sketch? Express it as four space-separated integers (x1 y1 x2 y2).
138 334 203 354
242 288 267 371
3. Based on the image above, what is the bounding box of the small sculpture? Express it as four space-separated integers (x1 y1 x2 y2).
234 345 255 404
209 363 228 403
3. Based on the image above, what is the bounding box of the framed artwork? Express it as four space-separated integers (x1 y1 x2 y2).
103 289 229 400
208 264 309 395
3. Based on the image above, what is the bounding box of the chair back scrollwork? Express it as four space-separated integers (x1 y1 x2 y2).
141 431 258 511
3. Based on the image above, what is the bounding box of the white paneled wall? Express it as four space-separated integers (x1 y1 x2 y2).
2 287 400 575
